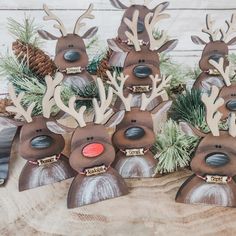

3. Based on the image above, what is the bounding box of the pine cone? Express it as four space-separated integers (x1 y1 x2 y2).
0 98 13 116
12 40 57 78
96 49 112 81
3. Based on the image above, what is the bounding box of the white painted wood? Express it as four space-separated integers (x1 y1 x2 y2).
0 0 236 10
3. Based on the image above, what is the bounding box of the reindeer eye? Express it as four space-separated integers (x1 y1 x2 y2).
36 129 42 132
138 59 142 63
68 44 74 48
131 119 136 123
91 137 94 140
142 59 145 63
87 137 90 141
215 145 222 148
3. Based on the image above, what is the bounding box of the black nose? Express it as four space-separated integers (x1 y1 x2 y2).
133 65 152 79
205 153 229 167
137 20 145 33
64 50 80 62
125 127 145 140
209 54 223 63
226 100 236 111
31 135 53 149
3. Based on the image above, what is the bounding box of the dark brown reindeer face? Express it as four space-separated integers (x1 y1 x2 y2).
110 0 169 43
6 73 75 191
176 86 236 207
206 57 236 120
70 124 115 173
192 14 236 91
48 77 128 208
38 4 98 75
106 71 172 178
108 8 177 91
19 116 64 161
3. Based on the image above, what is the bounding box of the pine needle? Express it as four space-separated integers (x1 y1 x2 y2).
7 16 42 47
152 119 198 174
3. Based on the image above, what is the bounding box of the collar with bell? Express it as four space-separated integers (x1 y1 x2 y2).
79 164 110 177
28 153 61 166
60 66 86 75
120 148 149 157
196 174 232 184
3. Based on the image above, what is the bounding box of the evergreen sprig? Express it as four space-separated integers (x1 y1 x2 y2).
7 16 41 47
169 89 208 132
152 119 198 174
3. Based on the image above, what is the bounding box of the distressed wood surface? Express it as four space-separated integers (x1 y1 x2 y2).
1 135 236 236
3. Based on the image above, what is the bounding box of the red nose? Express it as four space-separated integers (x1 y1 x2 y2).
82 143 104 158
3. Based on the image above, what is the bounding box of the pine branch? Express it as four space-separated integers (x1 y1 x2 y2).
152 119 198 174
7 16 42 47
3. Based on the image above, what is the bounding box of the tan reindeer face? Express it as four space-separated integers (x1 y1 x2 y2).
110 0 169 43
49 77 115 173
38 4 98 74
191 14 236 72
6 73 64 161
187 86 236 178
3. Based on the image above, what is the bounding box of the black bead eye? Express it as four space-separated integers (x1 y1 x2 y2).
91 137 94 140
36 129 42 132
215 145 222 148
131 119 136 123
68 44 74 48
138 59 142 63
87 137 90 141
142 59 145 63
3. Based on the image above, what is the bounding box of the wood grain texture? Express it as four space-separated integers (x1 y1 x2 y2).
1 136 236 236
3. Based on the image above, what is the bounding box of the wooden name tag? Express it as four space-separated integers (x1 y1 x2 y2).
66 67 82 74
205 175 228 184
132 85 151 93
84 165 107 176
125 148 145 157
37 155 58 166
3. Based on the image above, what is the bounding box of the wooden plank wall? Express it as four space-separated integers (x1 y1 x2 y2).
0 0 236 65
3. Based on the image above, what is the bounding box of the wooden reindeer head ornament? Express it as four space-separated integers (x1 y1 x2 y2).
110 0 169 43
38 4 98 87
206 57 236 120
109 6 177 68
48 77 128 208
106 71 172 178
5 73 75 191
192 14 236 91
176 86 236 207
108 9 176 110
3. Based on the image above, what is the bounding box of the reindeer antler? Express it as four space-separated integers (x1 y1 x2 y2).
201 86 224 136
202 14 220 41
220 13 236 42
209 57 231 87
93 78 113 124
43 4 67 36
106 71 133 111
54 86 86 127
6 83 35 123
42 73 63 119
229 113 236 137
140 74 171 110
124 10 141 51
73 4 95 35
144 5 169 50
